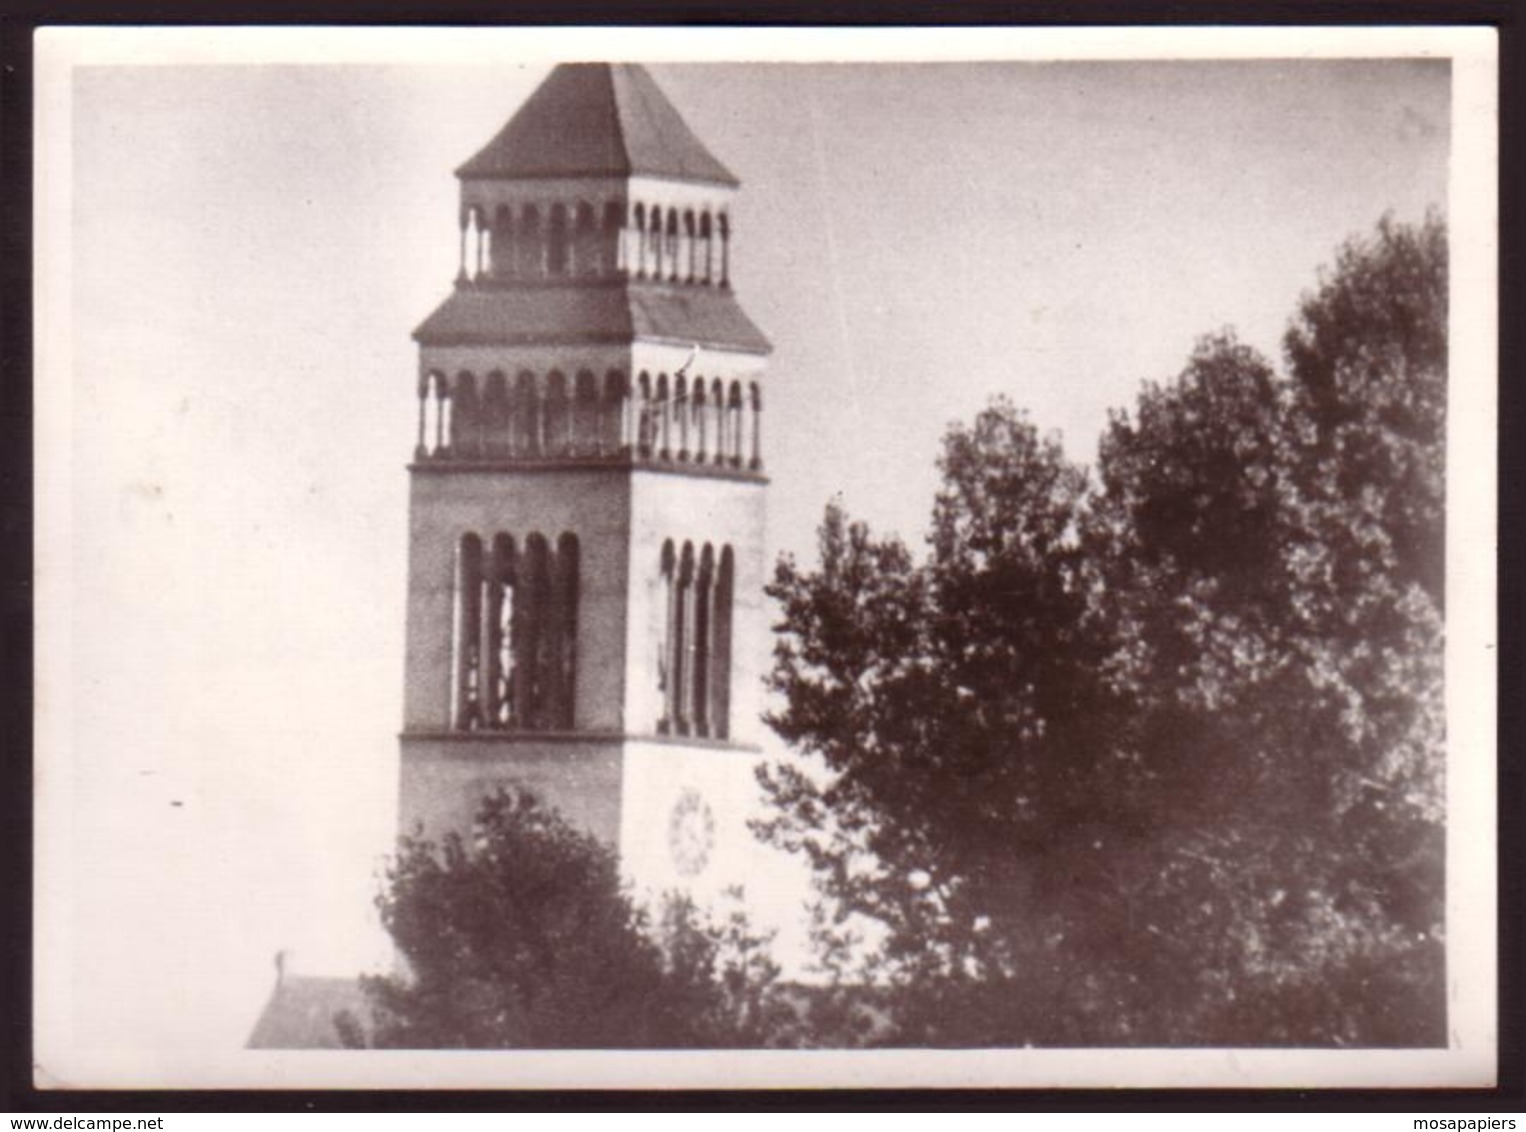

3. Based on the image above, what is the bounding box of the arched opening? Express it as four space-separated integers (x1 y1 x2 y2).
647 206 663 278
674 376 690 460
544 372 570 455
636 372 654 457
485 534 517 728
574 202 599 276
436 373 453 456
699 211 714 284
717 212 731 287
547 204 570 276
453 533 484 729
632 203 647 276
492 206 514 278
512 371 539 456
449 373 481 457
658 539 676 732
483 371 509 458
675 541 696 733
693 543 715 735
692 381 708 462
664 210 680 281
603 370 627 453
517 205 542 277
655 374 672 460
478 207 493 280
418 371 445 458
554 532 580 729
603 201 625 275
463 208 486 282
748 381 762 468
712 546 734 739
683 210 697 282
572 370 599 454
519 533 551 728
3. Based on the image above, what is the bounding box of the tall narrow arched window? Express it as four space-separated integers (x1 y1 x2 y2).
433 375 448 457
674 376 690 460
632 203 647 276
486 534 516 728
693 544 715 736
699 212 714 284
682 210 697 282
692 381 708 462
675 542 696 733
717 212 731 287
636 372 654 457
574 203 598 276
711 546 734 739
664 210 680 281
547 204 570 276
450 373 480 458
478 208 493 280
604 201 625 275
603 370 627 453
655 374 672 460
483 371 509 458
453 533 485 730
491 206 514 278
520 533 551 729
748 382 762 468
517 205 542 277
511 371 539 456
571 371 598 454
544 372 570 456
543 535 567 728
555 532 580 729
648 207 664 278
659 539 676 731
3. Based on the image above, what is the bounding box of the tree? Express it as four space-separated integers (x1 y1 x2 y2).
759 214 1447 1046
1087 309 1443 1044
761 409 1124 1044
347 788 794 1048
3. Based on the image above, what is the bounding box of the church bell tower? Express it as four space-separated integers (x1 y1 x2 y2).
399 64 771 899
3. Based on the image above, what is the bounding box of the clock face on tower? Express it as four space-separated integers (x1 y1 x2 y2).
667 788 716 877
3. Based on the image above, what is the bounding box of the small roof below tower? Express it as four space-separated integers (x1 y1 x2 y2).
458 63 739 186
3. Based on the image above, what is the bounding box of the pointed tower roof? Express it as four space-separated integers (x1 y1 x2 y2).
457 63 739 186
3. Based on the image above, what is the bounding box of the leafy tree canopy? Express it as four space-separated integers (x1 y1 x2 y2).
349 788 795 1049
760 213 1447 1046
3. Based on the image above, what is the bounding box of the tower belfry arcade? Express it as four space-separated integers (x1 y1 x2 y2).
399 63 771 894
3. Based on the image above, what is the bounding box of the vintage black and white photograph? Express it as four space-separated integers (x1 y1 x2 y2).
33 27 1498 1089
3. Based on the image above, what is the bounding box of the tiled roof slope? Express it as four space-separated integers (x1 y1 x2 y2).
414 281 772 354
458 64 738 187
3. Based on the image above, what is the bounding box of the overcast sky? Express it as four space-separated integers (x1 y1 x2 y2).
51 50 1449 1059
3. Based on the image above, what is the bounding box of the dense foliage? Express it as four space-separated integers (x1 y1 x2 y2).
759 214 1447 1046
347 788 794 1048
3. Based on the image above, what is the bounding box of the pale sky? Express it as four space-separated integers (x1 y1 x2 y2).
49 47 1450 1060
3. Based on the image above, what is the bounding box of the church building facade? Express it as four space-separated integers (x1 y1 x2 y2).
398 63 772 899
